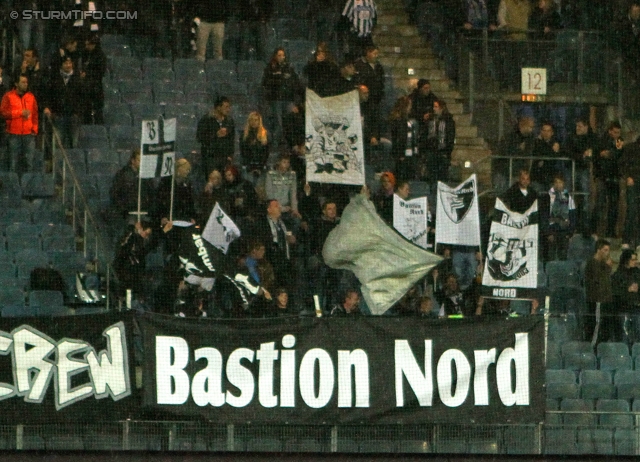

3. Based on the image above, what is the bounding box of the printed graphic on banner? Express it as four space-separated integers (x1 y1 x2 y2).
0 312 135 423
140 313 545 425
202 202 241 255
140 117 176 179
482 198 539 299
393 195 428 249
436 174 481 247
305 89 365 185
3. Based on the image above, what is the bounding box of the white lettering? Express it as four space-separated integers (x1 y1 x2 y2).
299 348 334 408
86 323 130 400
257 342 279 408
437 349 471 407
280 335 296 407
394 340 433 407
192 347 225 407
155 336 190 405
337 349 369 408
13 327 55 403
56 340 93 409
496 333 530 405
473 349 496 405
226 348 255 407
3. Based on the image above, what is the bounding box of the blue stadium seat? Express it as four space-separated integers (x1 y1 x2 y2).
103 83 120 104
282 39 315 65
183 75 208 94
5 223 41 252
579 370 614 400
0 172 23 204
21 435 45 449
173 58 206 81
103 42 132 57
142 58 173 81
170 437 208 451
86 161 120 178
600 354 632 372
564 352 597 371
121 89 153 105
615 370 640 400
205 60 237 81
597 399 632 427
336 438 359 452
154 90 185 105
0 206 30 225
547 341 563 369
110 56 141 74
14 249 49 279
614 428 637 455
41 224 75 252
217 81 249 98
109 125 141 151
46 436 84 450
0 287 24 306
561 341 593 357
0 261 15 279
20 173 54 198
61 148 87 174
184 90 211 106
274 17 310 40
632 342 640 359
549 287 585 315
1 304 35 317
546 369 579 400
104 103 132 126
29 290 64 308
87 148 121 165
598 342 630 358
577 428 613 455
561 398 596 426
48 251 86 275
237 60 267 84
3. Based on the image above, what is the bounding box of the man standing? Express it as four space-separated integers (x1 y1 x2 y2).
43 56 83 148
530 121 562 191
593 122 624 238
354 46 384 110
584 239 614 344
192 0 229 61
0 74 38 175
19 48 44 103
409 79 438 123
196 96 235 179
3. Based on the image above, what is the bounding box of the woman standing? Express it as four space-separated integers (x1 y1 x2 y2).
262 48 300 147
389 96 419 181
240 112 270 184
422 99 455 184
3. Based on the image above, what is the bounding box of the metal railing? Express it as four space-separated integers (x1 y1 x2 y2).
42 115 119 309
456 29 624 120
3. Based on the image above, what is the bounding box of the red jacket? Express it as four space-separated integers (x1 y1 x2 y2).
0 89 38 135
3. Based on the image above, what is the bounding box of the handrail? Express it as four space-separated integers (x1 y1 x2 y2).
43 115 119 310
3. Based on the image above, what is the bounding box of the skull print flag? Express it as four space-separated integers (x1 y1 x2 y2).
482 198 539 299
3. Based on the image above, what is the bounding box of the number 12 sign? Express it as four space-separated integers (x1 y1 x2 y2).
521 68 547 95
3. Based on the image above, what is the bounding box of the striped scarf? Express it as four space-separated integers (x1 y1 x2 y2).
342 0 377 37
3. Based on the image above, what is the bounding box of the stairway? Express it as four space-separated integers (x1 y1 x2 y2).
372 0 493 187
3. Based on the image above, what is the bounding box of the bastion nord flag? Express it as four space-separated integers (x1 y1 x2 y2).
323 194 441 314
393 194 428 249
202 202 241 255
482 198 539 299
306 89 365 185
140 117 176 179
436 174 481 247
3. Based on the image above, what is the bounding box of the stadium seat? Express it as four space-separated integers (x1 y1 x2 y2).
282 39 315 65
154 90 185 105
205 60 237 81
21 435 45 449
86 161 120 178
547 342 563 369
561 341 593 357
173 58 206 81
170 437 208 451
109 125 141 151
41 224 75 252
110 56 141 75
237 60 267 84
631 342 640 359
561 398 596 426
104 103 133 126
21 173 54 198
1 304 35 317
0 206 31 225
48 251 86 275
564 352 597 371
597 342 630 358
579 370 614 400
14 249 49 279
337 438 359 452
274 17 310 40
0 261 15 278
29 289 64 307
0 287 24 306
615 370 640 400
600 354 632 372
0 172 23 203
577 428 613 455
5 223 42 252
245 437 282 451
546 369 579 400
121 89 153 105
549 287 585 315
87 147 121 165
614 428 637 455
597 399 632 427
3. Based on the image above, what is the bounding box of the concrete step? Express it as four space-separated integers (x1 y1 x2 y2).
379 57 443 72
453 114 472 126
448 102 464 115
455 136 487 146
376 24 420 37
376 14 410 26
378 45 433 56
374 35 424 47
456 125 478 138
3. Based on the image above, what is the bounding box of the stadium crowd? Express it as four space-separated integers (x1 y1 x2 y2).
0 0 639 346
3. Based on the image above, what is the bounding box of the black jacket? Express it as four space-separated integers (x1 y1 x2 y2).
240 131 270 171
565 130 598 171
594 133 623 181
262 62 300 102
196 113 236 163
304 60 340 98
354 58 385 105
190 0 230 23
44 71 83 116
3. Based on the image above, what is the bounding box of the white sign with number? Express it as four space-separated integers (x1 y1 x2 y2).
521 68 547 95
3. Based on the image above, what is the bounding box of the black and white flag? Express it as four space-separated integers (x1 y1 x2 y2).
306 89 365 185
482 199 539 299
202 202 241 255
393 195 428 249
140 118 176 179
435 174 481 247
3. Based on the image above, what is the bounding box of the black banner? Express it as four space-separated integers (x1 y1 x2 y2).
0 312 136 423
140 314 545 425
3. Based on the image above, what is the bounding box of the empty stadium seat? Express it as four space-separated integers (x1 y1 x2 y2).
561 398 596 426
21 173 54 198
0 287 24 306
282 39 315 65
0 206 31 225
561 341 593 357
631 343 640 358
87 148 121 165
546 260 581 289
110 56 141 74
546 369 579 400
564 352 597 371
104 103 132 126
614 428 637 455
205 60 237 81
237 60 267 84
109 125 141 151
599 354 632 372
173 58 206 81
615 371 640 400
14 249 49 279
5 223 42 252
1 304 35 317
597 399 633 427
580 370 614 400
576 428 613 455
597 342 630 358
154 90 185 105
0 172 23 203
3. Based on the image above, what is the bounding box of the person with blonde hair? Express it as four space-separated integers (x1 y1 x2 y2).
240 111 270 182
